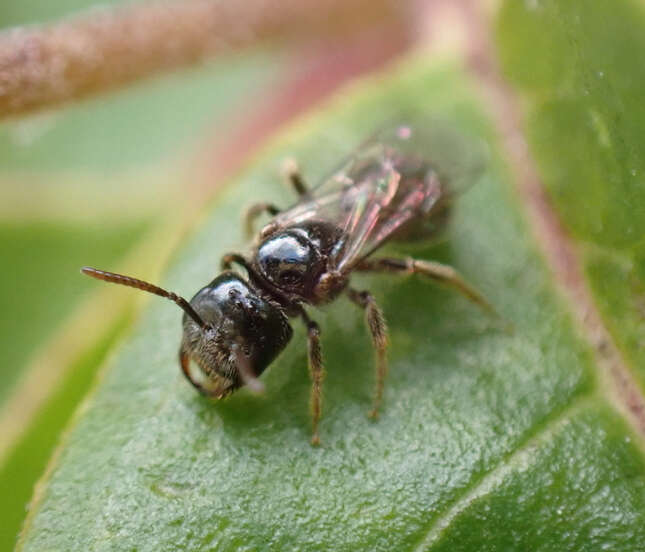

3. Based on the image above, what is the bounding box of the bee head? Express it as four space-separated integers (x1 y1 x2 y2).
180 273 293 396
81 267 292 397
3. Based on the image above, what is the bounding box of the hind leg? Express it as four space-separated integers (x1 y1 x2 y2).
356 256 495 316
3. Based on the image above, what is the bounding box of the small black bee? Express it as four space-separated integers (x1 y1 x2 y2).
83 124 493 444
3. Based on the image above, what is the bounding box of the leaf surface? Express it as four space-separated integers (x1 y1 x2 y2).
18 58 645 551
497 0 645 390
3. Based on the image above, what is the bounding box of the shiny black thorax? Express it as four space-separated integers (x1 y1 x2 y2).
252 220 349 307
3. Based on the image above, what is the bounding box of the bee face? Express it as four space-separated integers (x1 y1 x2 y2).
181 272 293 394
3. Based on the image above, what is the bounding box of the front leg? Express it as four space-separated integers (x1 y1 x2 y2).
282 158 309 197
179 348 234 399
180 348 206 394
300 309 324 446
243 202 281 239
220 252 252 272
347 288 389 419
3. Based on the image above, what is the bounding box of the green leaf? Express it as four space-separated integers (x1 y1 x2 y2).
0 0 131 28
497 0 645 390
0 313 133 552
0 54 280 173
17 57 645 551
0 220 149 404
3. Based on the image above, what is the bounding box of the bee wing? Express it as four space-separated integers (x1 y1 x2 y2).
272 122 487 272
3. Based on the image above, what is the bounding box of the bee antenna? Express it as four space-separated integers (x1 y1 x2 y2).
81 267 208 330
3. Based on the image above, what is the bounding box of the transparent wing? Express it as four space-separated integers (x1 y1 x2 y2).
272 121 487 272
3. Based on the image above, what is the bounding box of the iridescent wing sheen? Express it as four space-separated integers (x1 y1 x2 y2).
271 122 486 273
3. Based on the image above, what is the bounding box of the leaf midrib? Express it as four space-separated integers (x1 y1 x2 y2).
455 0 645 446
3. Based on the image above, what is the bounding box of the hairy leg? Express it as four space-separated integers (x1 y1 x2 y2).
179 348 206 394
282 158 309 197
243 202 281 239
300 309 324 445
357 257 496 316
242 160 309 238
347 288 389 419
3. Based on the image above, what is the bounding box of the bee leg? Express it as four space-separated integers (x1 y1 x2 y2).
347 288 389 420
357 257 498 318
300 310 324 446
179 348 207 395
282 158 309 197
243 202 281 239
220 252 252 272
180 349 236 399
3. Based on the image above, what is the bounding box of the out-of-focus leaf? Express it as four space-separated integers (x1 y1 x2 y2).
0 54 282 172
0 220 149 403
0 314 131 552
497 0 645 390
0 0 131 28
0 47 283 395
16 57 645 550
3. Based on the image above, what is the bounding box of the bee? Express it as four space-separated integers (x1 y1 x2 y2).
82 124 493 445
